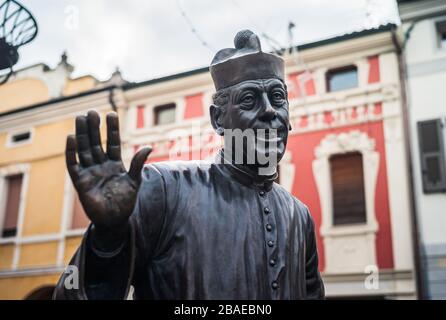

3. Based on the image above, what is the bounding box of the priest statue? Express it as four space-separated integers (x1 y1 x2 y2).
53 30 325 300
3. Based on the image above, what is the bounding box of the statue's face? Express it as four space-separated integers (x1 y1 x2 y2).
213 78 290 173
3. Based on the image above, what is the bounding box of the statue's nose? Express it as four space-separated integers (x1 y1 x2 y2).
259 93 277 121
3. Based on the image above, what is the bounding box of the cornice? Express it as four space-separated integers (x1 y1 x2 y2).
0 89 121 132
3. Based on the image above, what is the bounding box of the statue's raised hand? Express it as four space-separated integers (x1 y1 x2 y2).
65 110 151 250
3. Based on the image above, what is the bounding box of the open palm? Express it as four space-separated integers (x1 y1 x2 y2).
65 110 151 232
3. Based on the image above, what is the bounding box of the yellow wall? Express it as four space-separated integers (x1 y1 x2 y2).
22 156 66 235
0 244 14 271
19 242 59 268
0 78 50 114
63 76 97 96
0 274 59 299
0 110 109 245
64 236 82 265
0 118 73 166
0 113 109 167
0 72 111 299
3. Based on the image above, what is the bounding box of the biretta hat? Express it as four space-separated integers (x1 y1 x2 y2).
210 30 285 91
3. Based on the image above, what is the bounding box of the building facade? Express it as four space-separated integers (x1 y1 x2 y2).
398 0 446 299
0 55 124 299
0 25 417 299
121 25 416 299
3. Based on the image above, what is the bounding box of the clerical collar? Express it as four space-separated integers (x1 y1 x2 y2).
214 149 278 191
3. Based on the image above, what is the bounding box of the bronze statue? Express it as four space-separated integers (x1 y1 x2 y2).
53 30 325 300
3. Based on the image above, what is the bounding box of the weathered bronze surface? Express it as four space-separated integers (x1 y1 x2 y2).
53 30 325 300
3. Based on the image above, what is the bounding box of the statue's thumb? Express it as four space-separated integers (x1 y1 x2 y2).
129 147 152 184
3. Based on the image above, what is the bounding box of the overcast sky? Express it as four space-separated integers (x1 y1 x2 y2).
14 0 400 82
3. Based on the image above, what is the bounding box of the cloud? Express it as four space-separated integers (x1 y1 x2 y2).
15 0 399 82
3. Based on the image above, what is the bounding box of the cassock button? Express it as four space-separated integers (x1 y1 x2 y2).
266 224 272 231
269 259 276 266
272 281 279 290
264 207 270 214
259 190 265 196
267 240 274 247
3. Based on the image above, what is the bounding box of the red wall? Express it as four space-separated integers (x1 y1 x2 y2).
184 93 204 119
287 120 394 271
287 71 316 98
134 54 395 272
136 105 145 128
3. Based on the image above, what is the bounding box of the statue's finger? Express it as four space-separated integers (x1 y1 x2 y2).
106 112 122 161
128 147 152 183
66 135 80 184
87 110 106 163
76 115 94 167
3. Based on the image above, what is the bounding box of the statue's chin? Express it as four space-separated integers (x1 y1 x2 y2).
241 141 286 176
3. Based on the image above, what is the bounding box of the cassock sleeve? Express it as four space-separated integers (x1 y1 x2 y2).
304 207 325 299
52 164 167 300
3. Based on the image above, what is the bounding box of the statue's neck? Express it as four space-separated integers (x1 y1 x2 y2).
217 149 277 183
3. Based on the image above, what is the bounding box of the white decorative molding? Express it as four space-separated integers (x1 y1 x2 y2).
0 163 30 270
312 130 379 274
0 266 65 278
0 89 116 133
5 127 35 149
382 103 414 270
278 151 295 193
322 269 416 298
8 61 73 99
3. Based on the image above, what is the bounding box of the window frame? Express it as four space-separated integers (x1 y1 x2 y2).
326 65 359 93
436 20 446 50
1 173 24 238
6 128 34 148
329 152 367 226
417 118 446 193
63 175 89 237
153 103 176 126
0 164 29 243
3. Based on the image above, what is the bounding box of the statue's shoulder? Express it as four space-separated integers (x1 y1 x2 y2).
272 183 312 221
143 160 213 181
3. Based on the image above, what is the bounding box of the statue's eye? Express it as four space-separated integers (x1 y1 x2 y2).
241 94 254 104
271 90 285 105
272 91 284 100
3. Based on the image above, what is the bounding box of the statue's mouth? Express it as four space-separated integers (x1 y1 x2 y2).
254 127 287 143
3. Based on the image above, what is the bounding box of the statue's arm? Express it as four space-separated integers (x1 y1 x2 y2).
52 110 157 300
52 165 167 300
304 208 325 300
52 221 135 300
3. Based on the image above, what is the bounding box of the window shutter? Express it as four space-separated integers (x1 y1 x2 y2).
330 152 366 225
71 192 90 229
2 174 23 238
417 119 446 193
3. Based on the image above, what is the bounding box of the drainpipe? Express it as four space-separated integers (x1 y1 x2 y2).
390 25 425 300
108 86 118 112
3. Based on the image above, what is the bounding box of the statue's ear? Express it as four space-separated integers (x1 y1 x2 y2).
210 104 225 136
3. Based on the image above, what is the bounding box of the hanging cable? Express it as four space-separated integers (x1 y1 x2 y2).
229 0 285 54
175 0 215 53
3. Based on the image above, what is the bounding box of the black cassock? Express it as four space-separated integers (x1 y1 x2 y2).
53 152 325 300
